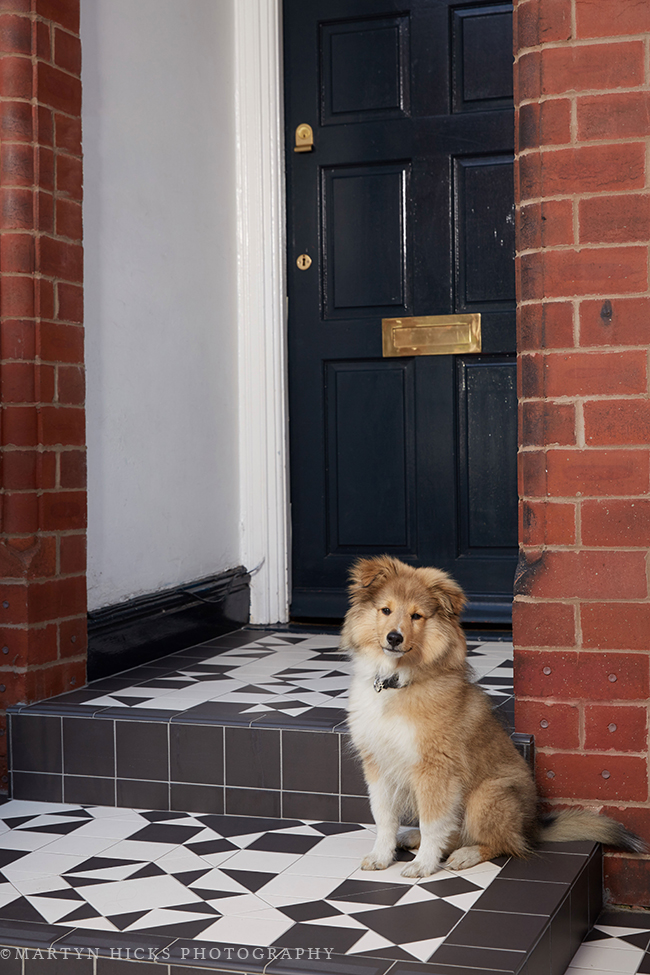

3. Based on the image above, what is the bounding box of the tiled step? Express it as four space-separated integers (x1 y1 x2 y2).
0 799 601 975
6 628 517 821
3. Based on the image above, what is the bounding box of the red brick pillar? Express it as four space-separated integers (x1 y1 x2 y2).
0 0 86 789
513 0 650 904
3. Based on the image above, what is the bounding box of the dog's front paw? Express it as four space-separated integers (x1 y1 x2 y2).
361 853 393 871
397 827 421 850
400 858 439 878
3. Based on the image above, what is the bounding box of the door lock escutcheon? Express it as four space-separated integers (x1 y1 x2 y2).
296 254 312 270
294 123 314 152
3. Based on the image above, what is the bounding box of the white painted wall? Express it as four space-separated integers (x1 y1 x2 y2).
82 0 240 610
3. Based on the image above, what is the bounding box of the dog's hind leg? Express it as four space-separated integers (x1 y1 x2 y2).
361 765 401 871
446 776 534 871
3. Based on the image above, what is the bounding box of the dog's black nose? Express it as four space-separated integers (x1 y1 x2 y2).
387 630 403 648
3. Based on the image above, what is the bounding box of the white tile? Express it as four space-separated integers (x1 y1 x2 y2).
402 936 447 962
2 851 85 880
217 849 301 873
59 916 120 932
569 944 643 973
596 925 650 938
444 889 484 911
206 893 269 915
196 911 295 946
81 873 203 917
104 839 180 860
26 894 86 925
0 883 22 908
256 872 342 902
34 834 120 858
303 913 366 929
309 830 377 859
0 830 65 852
126 907 215 930
72 817 149 839
347 930 394 954
283 855 358 880
398 885 440 905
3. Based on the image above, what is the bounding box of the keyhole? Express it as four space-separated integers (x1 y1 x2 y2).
297 254 312 270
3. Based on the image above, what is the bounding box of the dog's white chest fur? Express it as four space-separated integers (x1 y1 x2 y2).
347 665 419 776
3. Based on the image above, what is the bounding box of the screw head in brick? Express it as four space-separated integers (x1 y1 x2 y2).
70 677 76 686
1 648 7 655
540 719 549 728
543 666 552 675
608 673 617 682
1 776 6 783
71 635 76 643
547 770 555 778
2 602 8 609
602 770 611 779
0 686 5 693
608 723 617 733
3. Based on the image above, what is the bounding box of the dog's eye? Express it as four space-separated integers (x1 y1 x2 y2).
381 607 392 616
411 612 422 621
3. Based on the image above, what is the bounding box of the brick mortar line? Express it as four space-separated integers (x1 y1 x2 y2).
518 242 650 254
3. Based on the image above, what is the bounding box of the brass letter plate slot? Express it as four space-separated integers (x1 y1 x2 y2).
382 314 481 357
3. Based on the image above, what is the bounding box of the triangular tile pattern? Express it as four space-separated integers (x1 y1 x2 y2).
0 801 505 963
568 918 650 975
47 632 513 727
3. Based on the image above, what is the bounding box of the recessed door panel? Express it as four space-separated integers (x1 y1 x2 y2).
457 357 518 555
323 164 408 316
320 16 410 125
452 4 514 113
455 156 516 309
326 360 415 551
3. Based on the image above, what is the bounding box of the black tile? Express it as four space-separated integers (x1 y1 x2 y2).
96 959 162 975
536 839 598 856
52 928 176 959
172 701 260 726
445 909 548 952
390 966 507 975
169 722 223 785
0 949 20 974
116 778 169 809
428 944 524 973
473 878 568 915
251 708 346 731
63 775 115 806
99 708 176 722
341 795 371 823
280 901 344 922
11 714 62 773
63 716 114 776
519 926 552 975
637 956 650 975
224 786 281 817
11 771 62 802
225 727 280 789
340 735 366 796
115 720 168 780
272 922 365 953
25 957 93 975
282 730 338 794
171 782 224 814
265 954 394 975
596 906 650 928
246 831 321 855
587 848 603 929
166 941 266 971
282 791 339 822
570 861 591 948
498 851 587 885
550 891 573 975
129 822 204 844
355 899 463 943
0 919 70 948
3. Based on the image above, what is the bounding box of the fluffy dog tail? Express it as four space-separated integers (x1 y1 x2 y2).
537 809 646 853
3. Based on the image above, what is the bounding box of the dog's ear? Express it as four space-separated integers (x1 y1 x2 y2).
348 555 400 603
420 568 466 619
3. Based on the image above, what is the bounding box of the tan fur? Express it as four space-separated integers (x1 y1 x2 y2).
341 555 644 878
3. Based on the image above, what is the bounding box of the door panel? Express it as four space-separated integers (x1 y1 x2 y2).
285 0 517 621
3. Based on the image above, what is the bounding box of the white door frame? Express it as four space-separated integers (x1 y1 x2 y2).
235 0 290 624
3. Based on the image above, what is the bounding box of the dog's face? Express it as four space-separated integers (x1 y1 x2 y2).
342 555 466 670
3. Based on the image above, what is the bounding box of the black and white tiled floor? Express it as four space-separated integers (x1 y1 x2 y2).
12 630 515 728
567 911 650 975
0 799 601 973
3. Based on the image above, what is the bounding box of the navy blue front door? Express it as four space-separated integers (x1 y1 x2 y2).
285 1 517 621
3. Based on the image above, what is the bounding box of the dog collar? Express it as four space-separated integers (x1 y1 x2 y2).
373 673 402 693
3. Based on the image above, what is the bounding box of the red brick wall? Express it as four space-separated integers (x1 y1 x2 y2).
513 0 650 904
0 0 85 789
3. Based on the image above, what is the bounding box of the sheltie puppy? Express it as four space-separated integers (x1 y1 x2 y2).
341 555 644 878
